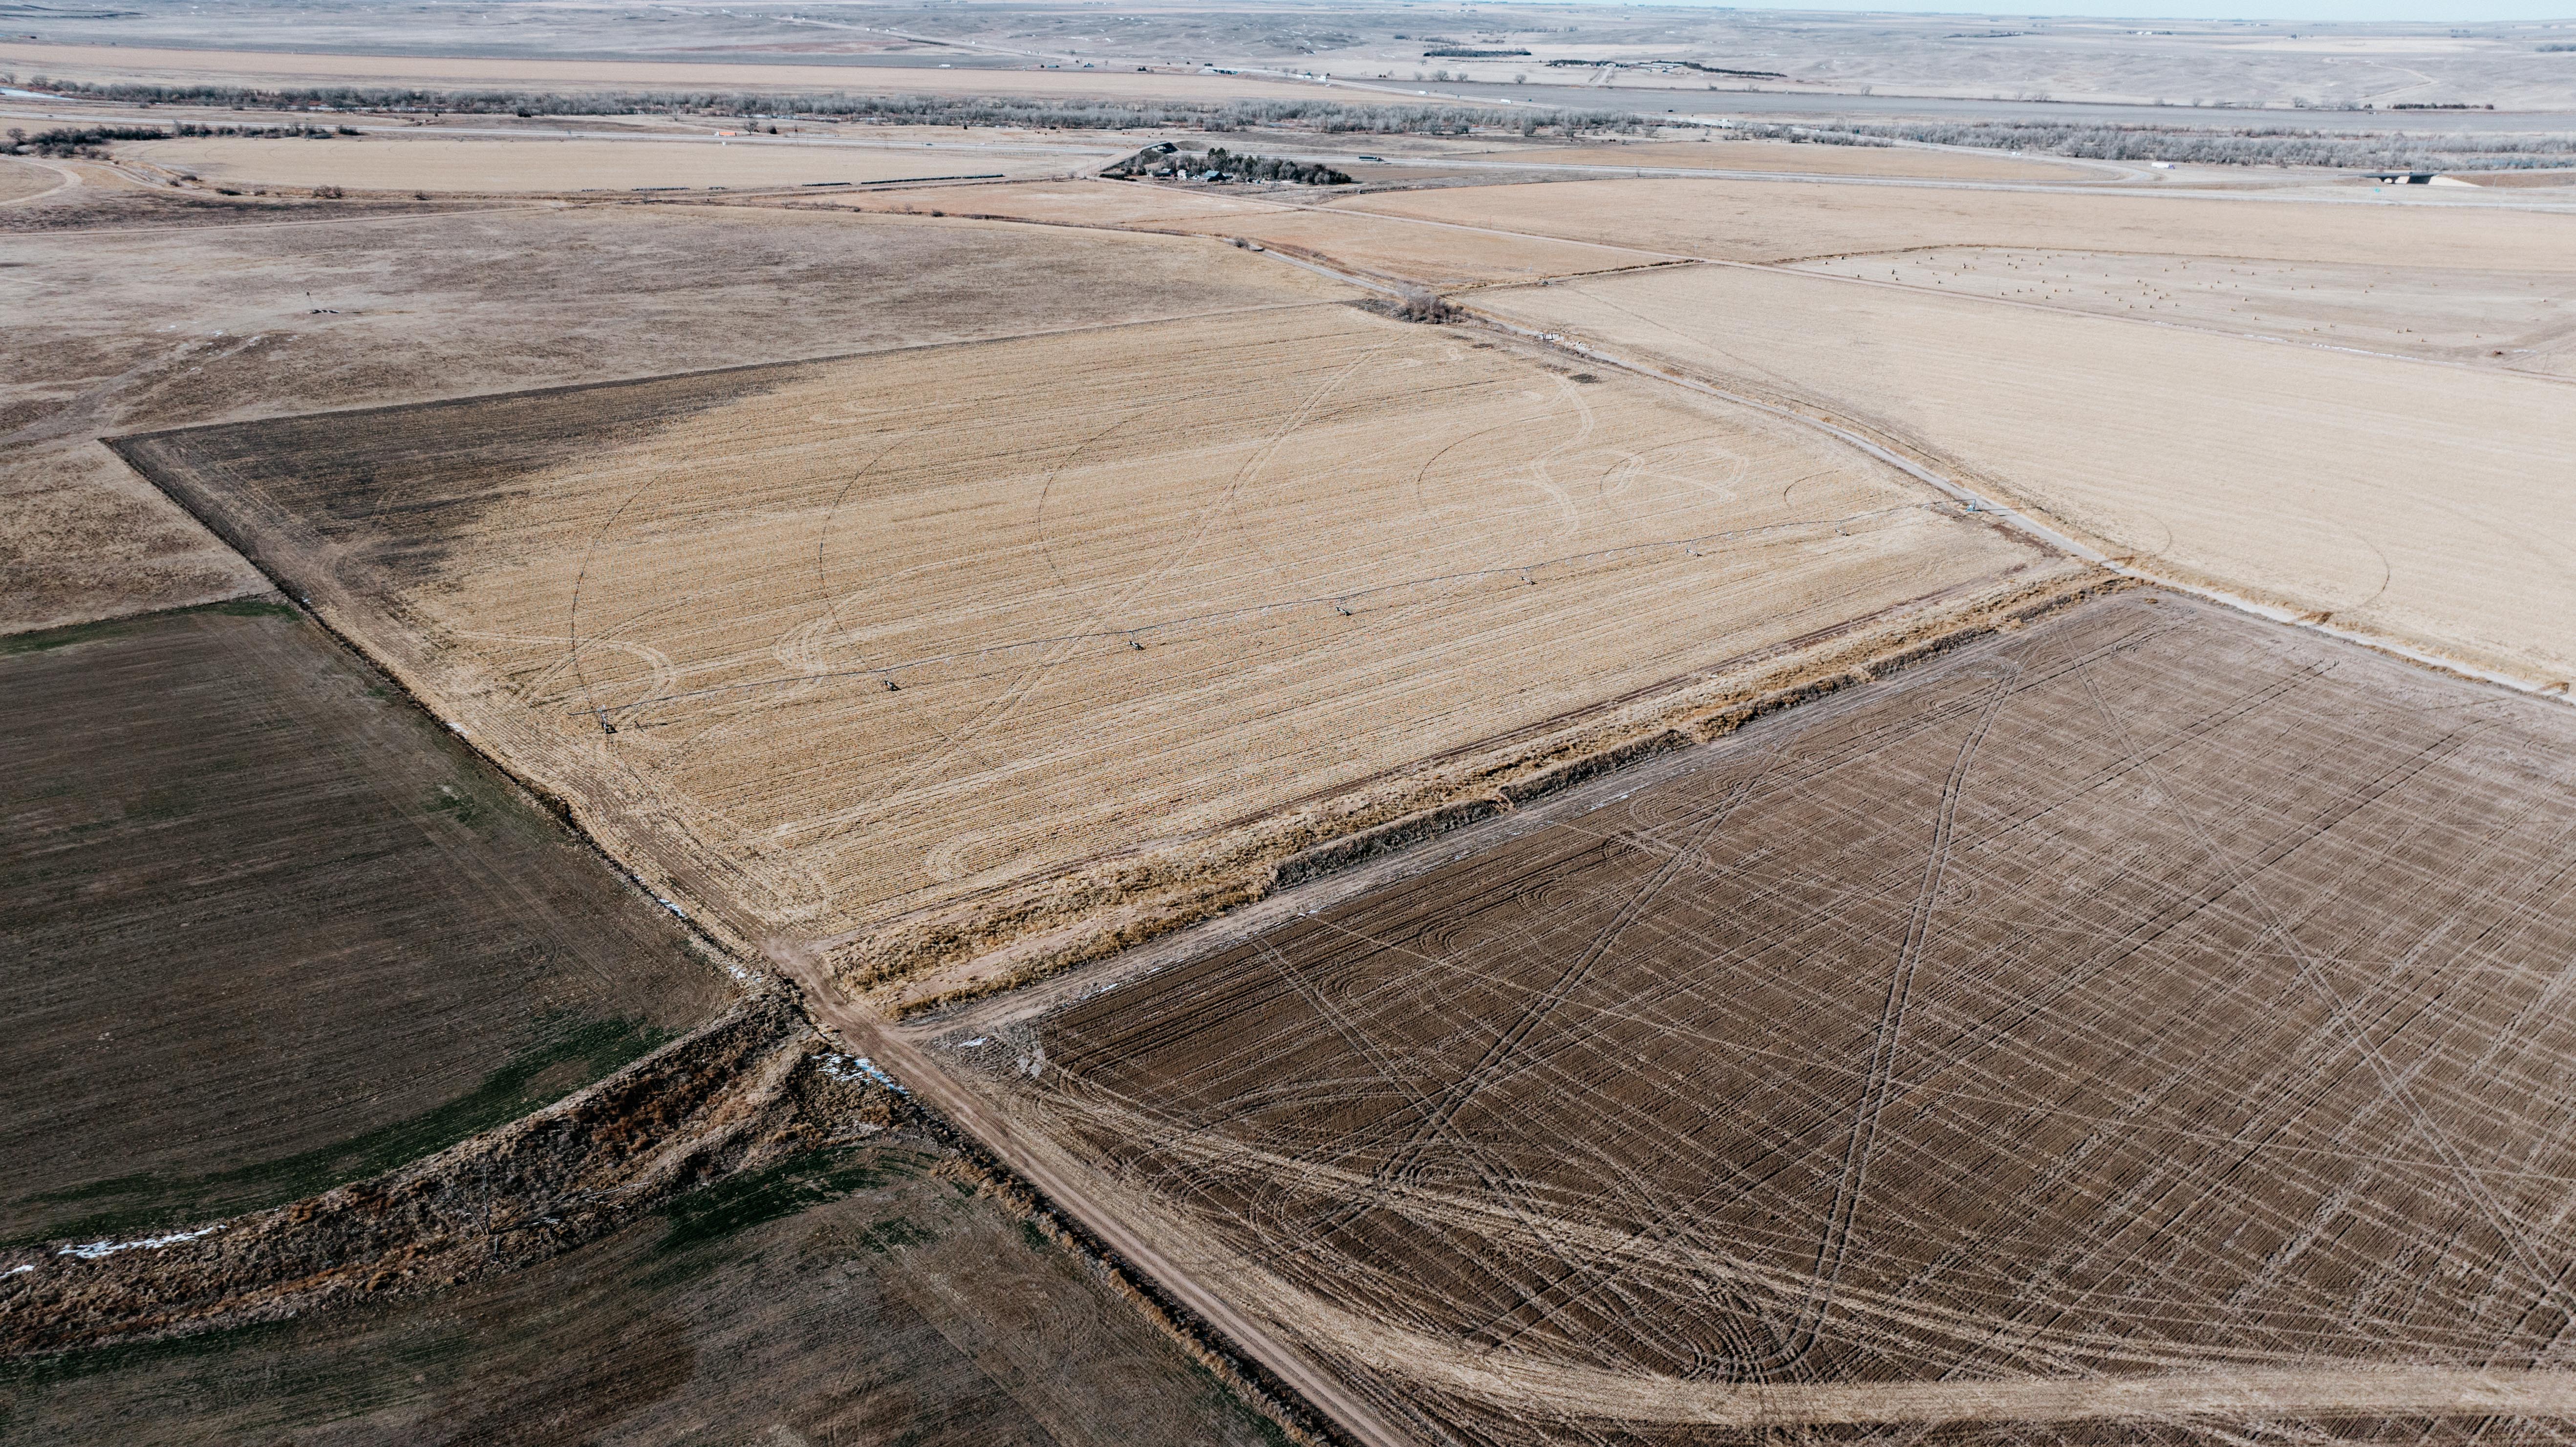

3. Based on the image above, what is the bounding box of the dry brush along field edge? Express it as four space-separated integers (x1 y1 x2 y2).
0 986 1338 1447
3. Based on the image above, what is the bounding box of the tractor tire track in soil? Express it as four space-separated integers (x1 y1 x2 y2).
907 589 2576 1445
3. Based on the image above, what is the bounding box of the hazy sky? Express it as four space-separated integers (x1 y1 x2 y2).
1708 2 2576 19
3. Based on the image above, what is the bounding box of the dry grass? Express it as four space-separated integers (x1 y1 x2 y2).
117 304 2061 997
1333 176 2576 267
1479 260 2576 687
123 135 1102 194
0 204 1333 634
0 155 60 203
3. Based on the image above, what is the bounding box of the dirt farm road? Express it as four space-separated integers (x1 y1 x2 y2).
771 950 1417 1447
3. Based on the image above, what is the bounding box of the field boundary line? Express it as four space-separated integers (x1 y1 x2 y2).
862 566 2120 1020
1448 298 2576 709
777 951 1416 1447
102 295 1357 450
1275 188 2576 383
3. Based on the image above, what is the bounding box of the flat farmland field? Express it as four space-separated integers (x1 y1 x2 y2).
114 303 2069 1000
834 182 1652 287
1790 248 2576 375
1478 261 2576 688
1 1139 1280 1446
832 179 1279 230
1333 177 2576 268
1148 206 1649 288
0 602 730 1246
122 136 1100 193
1 203 1335 635
1506 139 2100 183
923 590 2576 1446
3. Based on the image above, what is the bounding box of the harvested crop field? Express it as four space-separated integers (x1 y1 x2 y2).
112 301 2067 996
0 601 730 1246
2 202 1335 634
920 589 2576 1446
1790 247 2576 375
1333 176 2576 269
833 178 1280 229
1478 261 2576 687
1151 206 1646 287
0 1139 1282 1445
832 182 1649 287
123 135 1099 194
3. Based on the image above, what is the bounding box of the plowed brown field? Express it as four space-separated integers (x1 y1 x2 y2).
921 590 2576 1446
0 602 730 1246
115 303 2066 997
1 1140 1282 1446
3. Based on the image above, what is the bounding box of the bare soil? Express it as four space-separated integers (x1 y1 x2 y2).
0 602 731 1245
924 590 2576 1445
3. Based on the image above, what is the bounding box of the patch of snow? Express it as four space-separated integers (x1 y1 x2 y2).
58 1224 224 1261
818 1053 905 1094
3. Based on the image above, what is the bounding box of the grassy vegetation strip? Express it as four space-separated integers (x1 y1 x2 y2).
0 594 288 653
15 1018 681 1252
858 565 2118 1016
0 992 893 1358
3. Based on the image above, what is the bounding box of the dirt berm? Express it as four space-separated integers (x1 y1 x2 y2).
0 990 896 1358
